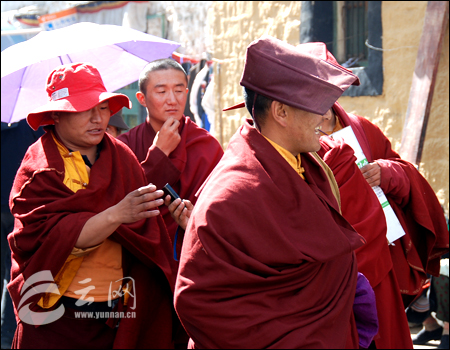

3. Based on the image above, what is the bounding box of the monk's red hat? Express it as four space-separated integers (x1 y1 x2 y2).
27 62 131 131
295 42 355 74
224 36 359 113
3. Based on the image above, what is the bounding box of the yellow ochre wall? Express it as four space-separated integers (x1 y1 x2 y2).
210 1 449 217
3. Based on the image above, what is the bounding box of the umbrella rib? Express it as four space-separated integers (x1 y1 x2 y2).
57 55 74 67
9 67 28 124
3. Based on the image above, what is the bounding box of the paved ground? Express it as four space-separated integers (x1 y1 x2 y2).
410 324 441 349
0 321 442 349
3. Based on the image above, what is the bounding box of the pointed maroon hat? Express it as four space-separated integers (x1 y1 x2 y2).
224 36 359 113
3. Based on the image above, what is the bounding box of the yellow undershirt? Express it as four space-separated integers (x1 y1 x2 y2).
263 136 306 179
263 135 341 211
38 133 122 308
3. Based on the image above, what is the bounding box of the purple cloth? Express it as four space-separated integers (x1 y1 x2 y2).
354 272 379 348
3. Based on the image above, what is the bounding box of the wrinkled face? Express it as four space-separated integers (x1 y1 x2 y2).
136 69 188 131
52 101 110 151
284 105 326 154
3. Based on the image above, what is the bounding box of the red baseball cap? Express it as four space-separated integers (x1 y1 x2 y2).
27 62 131 131
223 36 359 113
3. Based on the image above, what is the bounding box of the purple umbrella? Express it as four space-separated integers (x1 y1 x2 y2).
1 22 180 124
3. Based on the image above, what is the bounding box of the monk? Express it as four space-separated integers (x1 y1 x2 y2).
320 101 448 348
299 41 448 349
174 35 373 349
289 41 413 348
297 43 448 308
117 58 224 260
8 63 177 349
318 126 414 349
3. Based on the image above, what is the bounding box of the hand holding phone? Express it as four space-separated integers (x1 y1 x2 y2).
162 183 180 203
161 183 193 231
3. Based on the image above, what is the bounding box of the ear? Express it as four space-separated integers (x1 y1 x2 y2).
50 111 60 123
136 91 147 107
270 101 288 128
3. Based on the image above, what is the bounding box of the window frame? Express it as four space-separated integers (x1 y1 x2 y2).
300 1 383 96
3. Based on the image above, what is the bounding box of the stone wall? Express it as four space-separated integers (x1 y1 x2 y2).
209 1 301 146
209 1 449 216
337 1 449 217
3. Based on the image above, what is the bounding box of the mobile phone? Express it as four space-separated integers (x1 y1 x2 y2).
162 183 180 203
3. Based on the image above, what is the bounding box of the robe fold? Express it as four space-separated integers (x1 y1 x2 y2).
117 116 223 256
331 102 448 306
174 120 365 349
8 129 177 348
319 133 413 349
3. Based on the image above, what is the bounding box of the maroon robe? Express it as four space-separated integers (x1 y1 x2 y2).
174 120 365 349
117 116 223 257
318 134 413 348
8 129 177 349
331 102 449 307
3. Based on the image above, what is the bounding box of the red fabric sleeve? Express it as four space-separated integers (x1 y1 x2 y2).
354 116 412 206
8 131 177 347
118 116 223 254
376 158 411 206
318 137 392 287
333 105 448 300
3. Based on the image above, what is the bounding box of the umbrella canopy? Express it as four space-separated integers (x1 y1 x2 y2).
1 22 180 124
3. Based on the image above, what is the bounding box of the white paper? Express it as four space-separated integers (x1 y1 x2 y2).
330 126 406 244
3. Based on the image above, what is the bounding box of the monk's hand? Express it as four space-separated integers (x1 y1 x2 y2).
113 184 163 223
153 117 181 156
360 162 381 187
164 197 193 231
